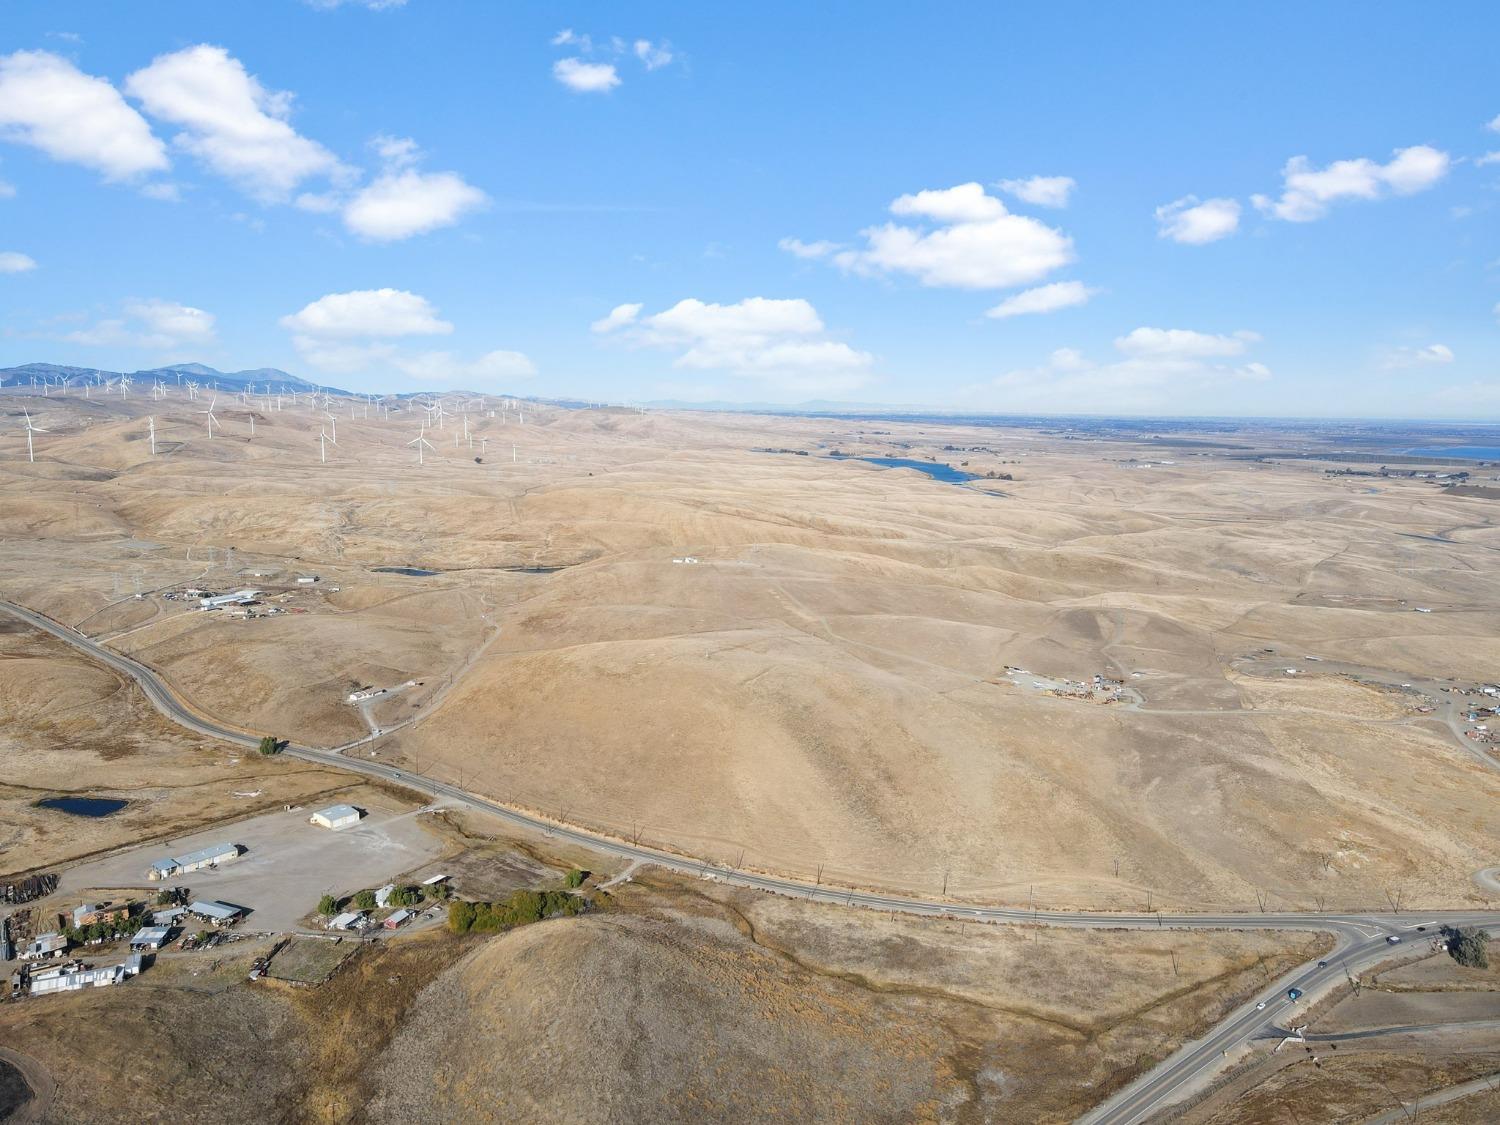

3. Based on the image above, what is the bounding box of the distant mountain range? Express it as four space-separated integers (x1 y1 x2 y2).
0 361 349 395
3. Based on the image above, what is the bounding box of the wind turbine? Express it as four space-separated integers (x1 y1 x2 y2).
118 375 131 398
147 416 157 456
20 409 47 463
408 428 434 465
318 428 333 463
324 411 337 443
199 396 219 438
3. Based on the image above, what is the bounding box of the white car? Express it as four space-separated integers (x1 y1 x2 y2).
1255 1000 1267 1010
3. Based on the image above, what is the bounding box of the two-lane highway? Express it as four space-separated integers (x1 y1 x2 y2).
3 598 1495 1124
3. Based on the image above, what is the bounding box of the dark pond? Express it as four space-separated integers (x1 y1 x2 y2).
372 566 439 576
831 454 980 484
35 795 128 818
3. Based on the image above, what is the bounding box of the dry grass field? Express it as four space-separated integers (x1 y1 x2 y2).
0 870 1324 1124
3 390 1499 913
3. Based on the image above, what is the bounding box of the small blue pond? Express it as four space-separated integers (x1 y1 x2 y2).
372 566 439 577
36 796 128 818
831 454 980 484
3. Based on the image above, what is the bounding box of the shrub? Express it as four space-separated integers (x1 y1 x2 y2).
386 885 421 908
352 889 377 911
1444 926 1490 969
257 735 283 756
317 894 338 916
564 868 589 889
447 888 587 935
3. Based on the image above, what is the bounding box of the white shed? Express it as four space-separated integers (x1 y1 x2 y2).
310 804 362 830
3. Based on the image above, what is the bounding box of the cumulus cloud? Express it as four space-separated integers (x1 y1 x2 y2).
124 45 346 201
987 328 1270 412
817 182 1074 290
340 136 487 240
1114 326 1259 358
593 296 874 391
634 40 673 70
985 280 1095 319
281 288 453 339
996 175 1075 208
553 58 620 93
1155 195 1241 244
1252 145 1450 222
1383 343 1454 369
0 50 168 181
282 288 529 382
63 298 216 349
778 237 841 260
591 303 643 333
0 250 37 273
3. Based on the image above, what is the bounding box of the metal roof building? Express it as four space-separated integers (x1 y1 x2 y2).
130 925 171 950
187 900 244 924
383 909 414 929
327 911 366 931
310 804 362 830
149 842 241 880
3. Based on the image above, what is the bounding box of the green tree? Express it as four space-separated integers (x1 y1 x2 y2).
257 735 283 756
1445 926 1490 969
564 868 589 889
447 900 476 934
317 894 338 916
156 889 175 906
353 888 377 910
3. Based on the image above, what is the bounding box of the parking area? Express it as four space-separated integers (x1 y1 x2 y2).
50 801 449 934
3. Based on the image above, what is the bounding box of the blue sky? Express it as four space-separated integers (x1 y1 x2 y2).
1 1 1497 416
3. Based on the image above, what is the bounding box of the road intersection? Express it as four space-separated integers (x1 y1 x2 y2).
3 597 1495 1124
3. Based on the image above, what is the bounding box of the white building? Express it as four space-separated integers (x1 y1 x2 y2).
187 900 244 926
199 589 259 611
21 933 67 960
327 911 366 932
296 575 319 584
149 842 241 880
130 926 171 950
310 804 362 830
375 884 397 908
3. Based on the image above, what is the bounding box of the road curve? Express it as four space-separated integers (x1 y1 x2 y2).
4 598 1497 1125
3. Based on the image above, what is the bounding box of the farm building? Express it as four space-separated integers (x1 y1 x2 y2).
71 902 130 928
130 926 171 950
21 933 67 960
148 842 242 881
383 909 414 930
327 911 366 932
187 900 245 925
310 804 362 830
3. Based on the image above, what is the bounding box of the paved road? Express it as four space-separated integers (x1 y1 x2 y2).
4 597 1497 1124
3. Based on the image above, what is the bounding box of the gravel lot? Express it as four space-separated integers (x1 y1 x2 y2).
50 801 448 933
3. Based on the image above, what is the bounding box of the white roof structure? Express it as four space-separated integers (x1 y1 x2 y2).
130 925 171 949
384 908 413 928
375 884 397 907
188 900 243 922
327 911 365 931
420 873 449 885
311 803 362 828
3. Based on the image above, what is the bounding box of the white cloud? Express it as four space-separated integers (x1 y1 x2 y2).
342 166 487 241
1252 145 1450 222
1155 195 1241 244
1488 114 1500 133
985 280 1095 319
281 288 453 339
591 303 643 333
821 181 1073 290
996 175 1075 208
1476 151 1500 167
986 329 1270 412
305 0 408 9
125 45 345 202
553 58 620 93
392 349 537 381
0 50 168 181
62 298 216 349
778 237 841 260
1383 343 1454 369
0 251 37 273
0 179 16 198
594 296 874 390
1114 326 1258 359
634 39 674 70
282 288 528 382
552 29 592 50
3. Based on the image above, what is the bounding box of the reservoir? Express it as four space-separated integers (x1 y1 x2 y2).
373 566 439 577
36 795 128 818
832 454 980 484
